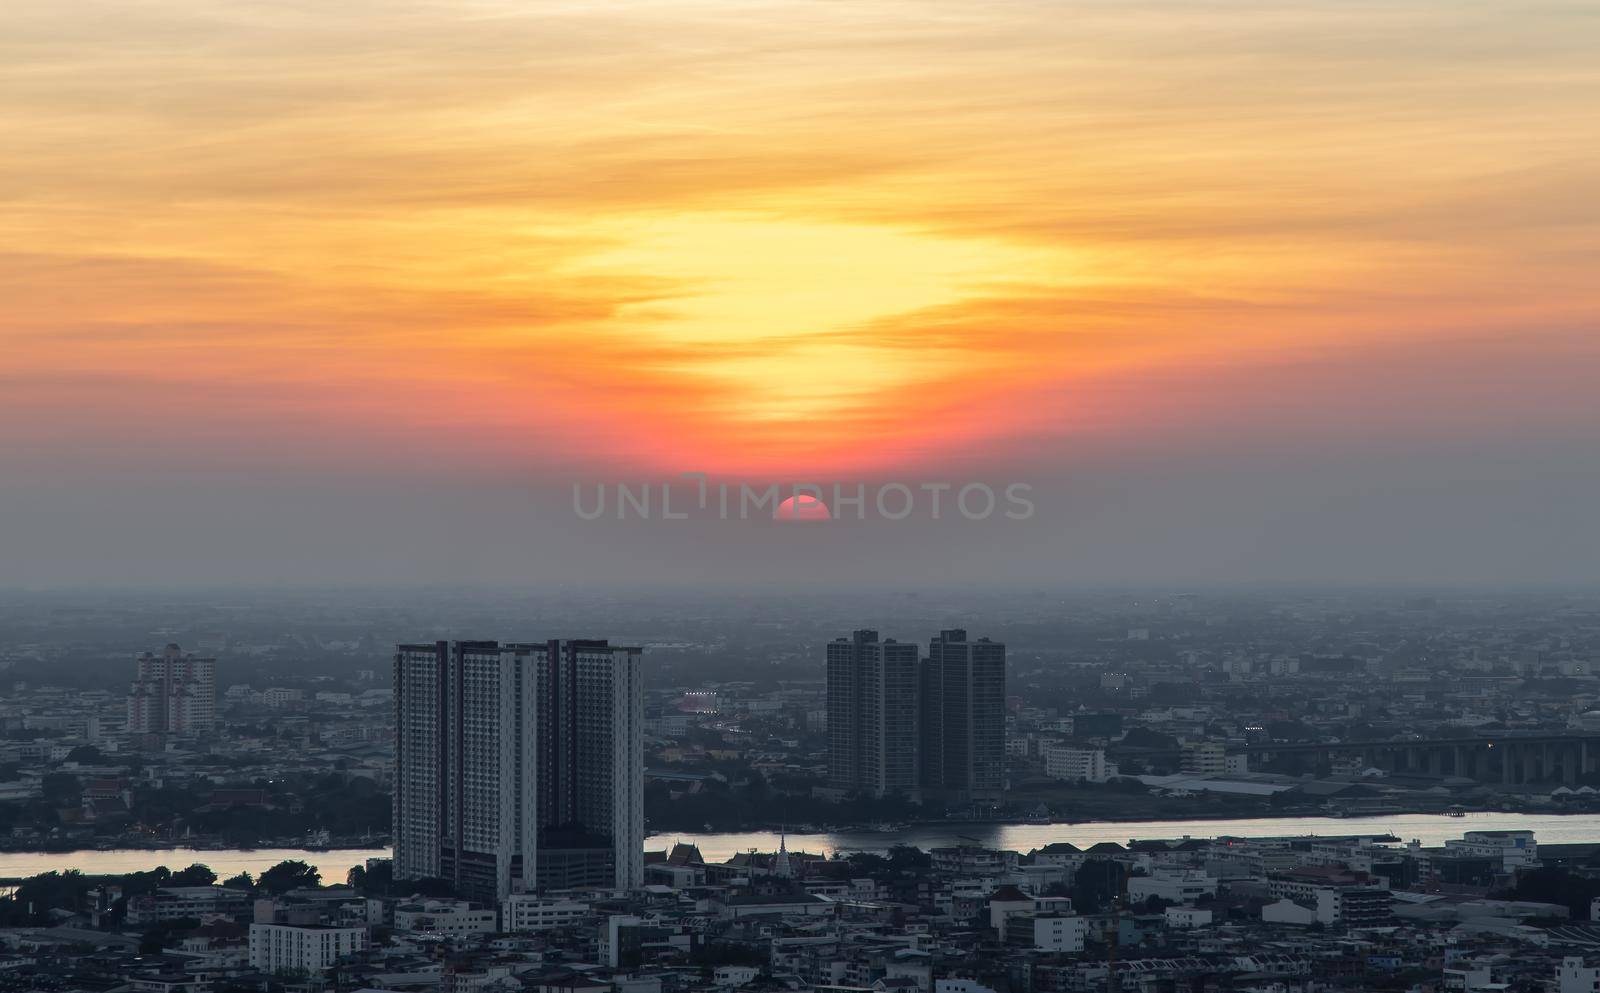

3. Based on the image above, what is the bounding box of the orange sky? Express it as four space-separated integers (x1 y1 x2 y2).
3 0 1598 478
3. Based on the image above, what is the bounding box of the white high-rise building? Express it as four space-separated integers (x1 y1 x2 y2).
392 639 644 902
127 644 217 734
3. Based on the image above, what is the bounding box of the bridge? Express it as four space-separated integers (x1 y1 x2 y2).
1232 732 1600 785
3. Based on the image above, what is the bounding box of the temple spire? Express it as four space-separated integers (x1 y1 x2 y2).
775 825 793 878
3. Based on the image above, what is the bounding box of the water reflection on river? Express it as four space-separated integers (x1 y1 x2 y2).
0 847 387 885
660 811 1597 861
1 812 1591 882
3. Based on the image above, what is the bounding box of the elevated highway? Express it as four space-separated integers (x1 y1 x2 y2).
1232 732 1600 785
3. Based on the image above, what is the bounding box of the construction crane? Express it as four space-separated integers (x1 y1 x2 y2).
1105 859 1128 993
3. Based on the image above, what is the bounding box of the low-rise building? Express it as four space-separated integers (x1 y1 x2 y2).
502 895 592 932
1006 913 1089 952
1446 830 1538 872
1180 742 1227 776
247 923 367 974
1164 907 1213 929
1559 956 1600 993
1126 868 1217 904
392 898 497 937
1041 744 1111 783
126 886 251 926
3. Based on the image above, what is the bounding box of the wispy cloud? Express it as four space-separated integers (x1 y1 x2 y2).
2 0 1597 479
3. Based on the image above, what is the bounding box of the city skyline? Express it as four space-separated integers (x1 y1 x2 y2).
3 1 1600 986
6 588 1600 987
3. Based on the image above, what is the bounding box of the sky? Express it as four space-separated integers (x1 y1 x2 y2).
2 0 1598 588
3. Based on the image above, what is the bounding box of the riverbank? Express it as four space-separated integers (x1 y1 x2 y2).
644 780 1597 834
749 797 1576 835
1 800 1584 859
0 847 386 885
656 811 1600 862
4 811 1594 882
0 839 388 856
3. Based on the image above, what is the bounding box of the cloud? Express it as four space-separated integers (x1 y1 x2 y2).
2 0 1597 490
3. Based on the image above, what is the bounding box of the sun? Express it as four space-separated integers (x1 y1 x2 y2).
774 494 832 522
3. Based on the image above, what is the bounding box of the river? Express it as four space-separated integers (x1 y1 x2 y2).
2 812 1593 882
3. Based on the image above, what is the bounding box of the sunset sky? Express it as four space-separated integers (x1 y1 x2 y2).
3 0 1598 586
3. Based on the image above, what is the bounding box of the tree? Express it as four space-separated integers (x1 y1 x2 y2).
1499 867 1600 919
170 864 217 887
886 845 932 871
258 860 320 895
1120 728 1179 751
1071 860 1127 914
351 860 392 896
139 918 199 954
64 745 105 765
6 870 90 924
41 772 81 804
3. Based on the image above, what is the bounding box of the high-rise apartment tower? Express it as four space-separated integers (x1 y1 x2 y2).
127 643 217 734
919 629 1006 802
392 639 644 901
826 630 921 798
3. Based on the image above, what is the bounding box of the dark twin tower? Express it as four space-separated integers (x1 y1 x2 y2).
827 628 1005 802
